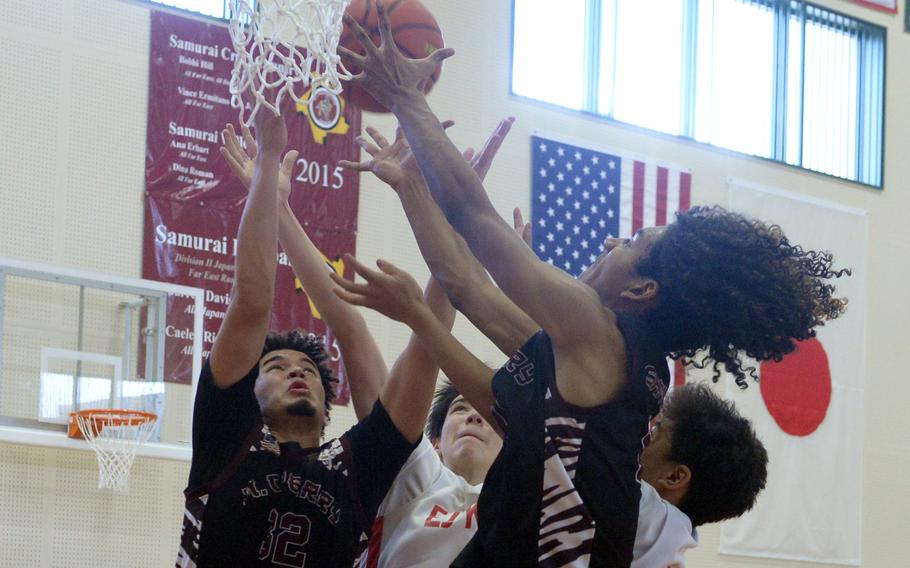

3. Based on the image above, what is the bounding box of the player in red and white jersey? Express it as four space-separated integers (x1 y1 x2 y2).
360 383 499 568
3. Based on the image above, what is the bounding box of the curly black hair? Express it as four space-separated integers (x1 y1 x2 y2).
261 330 338 430
636 205 849 387
425 380 460 441
662 384 768 527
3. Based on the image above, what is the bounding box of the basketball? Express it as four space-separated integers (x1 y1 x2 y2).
340 0 445 113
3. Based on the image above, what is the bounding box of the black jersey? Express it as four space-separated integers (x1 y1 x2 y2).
453 313 669 568
176 361 417 568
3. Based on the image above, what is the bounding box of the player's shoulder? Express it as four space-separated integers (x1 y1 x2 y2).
633 482 696 567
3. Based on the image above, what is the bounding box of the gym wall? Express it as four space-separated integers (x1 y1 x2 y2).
0 0 906 566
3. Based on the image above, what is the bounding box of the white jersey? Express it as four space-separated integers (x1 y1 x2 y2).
360 436 481 568
362 437 697 568
632 481 699 568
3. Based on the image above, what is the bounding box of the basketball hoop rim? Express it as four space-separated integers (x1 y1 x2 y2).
67 409 158 439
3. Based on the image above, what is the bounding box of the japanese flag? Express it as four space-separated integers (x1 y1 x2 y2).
718 180 867 565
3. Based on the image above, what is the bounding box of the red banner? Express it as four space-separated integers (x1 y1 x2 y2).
143 11 361 404
846 0 897 13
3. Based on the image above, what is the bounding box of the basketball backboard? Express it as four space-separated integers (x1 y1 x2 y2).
0 257 203 461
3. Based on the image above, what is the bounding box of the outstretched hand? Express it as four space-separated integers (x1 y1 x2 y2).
339 121 452 189
330 254 428 326
342 115 515 190
219 121 299 202
340 0 454 112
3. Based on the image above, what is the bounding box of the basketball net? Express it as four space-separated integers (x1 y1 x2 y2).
228 0 354 125
73 410 158 491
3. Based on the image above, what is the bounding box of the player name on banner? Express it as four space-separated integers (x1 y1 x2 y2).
530 134 691 277
143 11 361 403
720 180 867 565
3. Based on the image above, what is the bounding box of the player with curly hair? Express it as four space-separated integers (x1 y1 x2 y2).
332 252 770 567
339 4 845 565
635 205 849 387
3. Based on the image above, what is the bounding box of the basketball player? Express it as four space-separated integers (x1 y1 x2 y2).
332 252 769 568
337 128 767 567
341 5 846 564
176 105 437 568
216 117 503 568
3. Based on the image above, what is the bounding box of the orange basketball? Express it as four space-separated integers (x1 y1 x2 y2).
340 0 445 113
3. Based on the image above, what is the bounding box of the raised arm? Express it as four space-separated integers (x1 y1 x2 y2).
332 257 499 437
342 7 619 373
222 122 459 420
221 122 388 419
209 110 286 388
341 125 537 357
278 208 390 419
381 275 456 442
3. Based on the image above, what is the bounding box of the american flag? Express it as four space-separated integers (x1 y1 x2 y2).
531 134 692 277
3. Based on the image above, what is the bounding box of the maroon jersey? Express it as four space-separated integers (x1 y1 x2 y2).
176 361 417 567
454 313 669 567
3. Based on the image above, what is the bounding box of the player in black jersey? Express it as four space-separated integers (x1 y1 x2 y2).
339 3 845 565
175 106 433 568
334 133 768 568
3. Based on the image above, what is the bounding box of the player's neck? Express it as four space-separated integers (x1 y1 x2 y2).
267 418 322 447
449 460 487 486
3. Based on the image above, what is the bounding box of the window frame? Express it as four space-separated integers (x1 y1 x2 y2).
509 0 887 189
127 0 234 22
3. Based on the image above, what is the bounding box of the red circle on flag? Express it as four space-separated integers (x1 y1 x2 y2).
759 337 832 437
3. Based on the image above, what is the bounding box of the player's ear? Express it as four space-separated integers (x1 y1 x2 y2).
655 463 691 494
619 278 659 303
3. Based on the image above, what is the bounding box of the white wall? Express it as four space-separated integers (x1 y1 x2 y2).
0 0 906 565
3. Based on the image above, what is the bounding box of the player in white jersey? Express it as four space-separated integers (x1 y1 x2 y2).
338 117 768 568
360 383 499 568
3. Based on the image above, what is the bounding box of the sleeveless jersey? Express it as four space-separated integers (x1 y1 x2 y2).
453 313 669 567
176 361 417 567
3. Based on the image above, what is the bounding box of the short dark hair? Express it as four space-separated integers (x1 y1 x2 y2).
662 384 768 527
425 380 460 440
261 330 338 425
637 205 849 387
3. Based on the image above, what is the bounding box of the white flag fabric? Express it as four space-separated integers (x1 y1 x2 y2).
719 180 867 565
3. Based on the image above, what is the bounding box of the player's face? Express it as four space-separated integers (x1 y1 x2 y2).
579 226 664 308
254 349 326 426
638 416 675 487
436 396 502 482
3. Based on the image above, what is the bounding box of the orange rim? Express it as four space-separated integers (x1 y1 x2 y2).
67 409 157 439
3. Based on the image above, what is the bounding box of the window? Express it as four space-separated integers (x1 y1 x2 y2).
149 0 231 19
607 0 685 134
511 0 886 186
512 0 588 110
694 0 775 157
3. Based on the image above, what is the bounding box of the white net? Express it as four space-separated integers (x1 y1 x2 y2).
229 0 354 125
75 411 158 491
